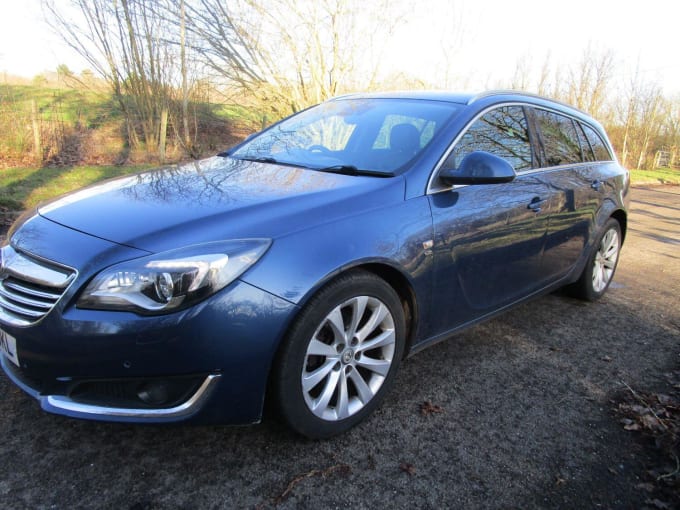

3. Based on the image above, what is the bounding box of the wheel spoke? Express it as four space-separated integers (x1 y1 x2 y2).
312 368 341 414
325 307 346 343
356 302 389 342
336 372 350 419
603 258 616 270
356 356 391 376
348 369 374 403
356 329 395 353
602 231 617 253
302 359 336 392
604 245 619 261
346 296 368 341
307 338 338 357
592 263 601 291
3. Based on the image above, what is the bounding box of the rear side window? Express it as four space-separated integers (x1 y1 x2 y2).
580 123 613 162
533 109 582 166
445 106 533 171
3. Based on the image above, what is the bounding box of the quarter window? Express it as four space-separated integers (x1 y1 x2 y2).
533 109 582 166
581 123 613 162
444 106 533 171
575 123 595 162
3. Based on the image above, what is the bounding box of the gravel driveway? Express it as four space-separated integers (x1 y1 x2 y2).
1 185 678 509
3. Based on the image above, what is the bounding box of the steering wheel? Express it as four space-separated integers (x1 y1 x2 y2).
308 144 332 155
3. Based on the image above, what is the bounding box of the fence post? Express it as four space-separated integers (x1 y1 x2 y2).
159 107 168 163
31 99 42 162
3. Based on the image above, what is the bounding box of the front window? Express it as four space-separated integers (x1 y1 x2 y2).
232 99 462 174
443 106 533 172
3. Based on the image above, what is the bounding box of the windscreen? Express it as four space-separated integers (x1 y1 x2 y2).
232 98 462 175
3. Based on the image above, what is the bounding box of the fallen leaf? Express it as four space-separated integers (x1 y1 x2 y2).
601 355 612 362
419 401 444 416
640 414 664 432
624 422 641 431
400 462 416 476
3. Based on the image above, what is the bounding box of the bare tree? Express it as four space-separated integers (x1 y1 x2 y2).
183 0 408 116
43 0 196 159
566 46 615 119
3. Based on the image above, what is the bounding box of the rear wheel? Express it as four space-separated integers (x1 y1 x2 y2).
272 270 405 438
567 218 622 301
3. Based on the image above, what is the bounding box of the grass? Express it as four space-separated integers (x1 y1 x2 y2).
629 167 680 186
0 84 122 127
0 165 150 210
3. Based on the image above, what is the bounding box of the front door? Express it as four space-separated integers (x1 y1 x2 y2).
425 105 551 337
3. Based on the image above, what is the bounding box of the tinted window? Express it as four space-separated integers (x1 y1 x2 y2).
575 123 595 162
534 110 582 166
445 106 533 171
581 123 613 162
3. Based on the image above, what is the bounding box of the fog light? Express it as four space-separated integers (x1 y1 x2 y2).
137 381 170 405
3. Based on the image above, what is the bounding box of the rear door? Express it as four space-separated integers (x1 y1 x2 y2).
529 108 600 280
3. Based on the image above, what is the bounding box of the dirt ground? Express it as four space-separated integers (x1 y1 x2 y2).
0 185 678 509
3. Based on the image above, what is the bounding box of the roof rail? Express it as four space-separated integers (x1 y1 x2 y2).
466 90 590 116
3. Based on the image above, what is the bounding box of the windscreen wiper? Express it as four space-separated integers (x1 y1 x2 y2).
316 165 391 177
236 156 279 164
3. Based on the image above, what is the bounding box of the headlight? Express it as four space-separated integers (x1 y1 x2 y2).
77 239 271 314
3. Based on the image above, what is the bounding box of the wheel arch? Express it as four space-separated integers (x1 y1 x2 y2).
610 208 627 244
292 261 420 359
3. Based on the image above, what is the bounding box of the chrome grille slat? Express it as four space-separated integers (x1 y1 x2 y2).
4 280 62 300
0 245 76 327
0 294 46 318
0 285 54 310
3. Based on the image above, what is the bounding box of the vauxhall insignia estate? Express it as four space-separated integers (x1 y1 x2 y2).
0 91 629 438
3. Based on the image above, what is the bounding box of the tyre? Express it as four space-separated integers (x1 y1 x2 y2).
566 218 622 301
272 270 406 439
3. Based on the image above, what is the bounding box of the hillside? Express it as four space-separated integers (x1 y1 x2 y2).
0 83 257 168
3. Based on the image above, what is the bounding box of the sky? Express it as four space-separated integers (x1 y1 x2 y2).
1 0 679 95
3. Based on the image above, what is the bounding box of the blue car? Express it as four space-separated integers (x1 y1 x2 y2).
0 91 628 438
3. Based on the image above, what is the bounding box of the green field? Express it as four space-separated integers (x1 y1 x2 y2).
629 167 680 186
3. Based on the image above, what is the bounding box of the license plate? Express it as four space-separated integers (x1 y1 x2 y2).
0 329 19 367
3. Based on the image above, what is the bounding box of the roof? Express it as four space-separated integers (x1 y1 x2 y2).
332 89 591 117
332 90 475 104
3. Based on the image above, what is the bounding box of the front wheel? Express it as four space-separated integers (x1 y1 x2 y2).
566 218 622 301
272 271 405 439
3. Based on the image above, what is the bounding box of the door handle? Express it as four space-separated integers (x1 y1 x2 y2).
591 180 602 191
528 197 546 213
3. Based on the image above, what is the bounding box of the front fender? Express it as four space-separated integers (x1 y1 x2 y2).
240 195 434 314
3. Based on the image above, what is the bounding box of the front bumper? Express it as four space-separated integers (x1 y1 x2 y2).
2 356 220 421
0 279 297 424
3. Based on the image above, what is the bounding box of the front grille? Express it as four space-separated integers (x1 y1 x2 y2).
0 245 76 326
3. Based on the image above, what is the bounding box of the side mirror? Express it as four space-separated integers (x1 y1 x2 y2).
439 151 516 185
